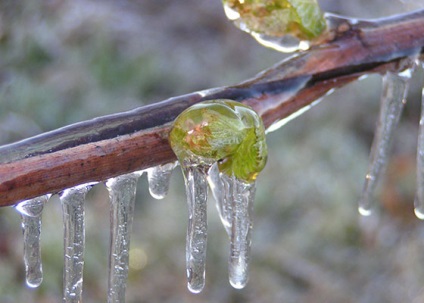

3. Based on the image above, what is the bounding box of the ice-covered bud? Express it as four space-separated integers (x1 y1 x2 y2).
169 99 267 183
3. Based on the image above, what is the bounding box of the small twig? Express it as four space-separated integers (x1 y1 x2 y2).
0 10 423 206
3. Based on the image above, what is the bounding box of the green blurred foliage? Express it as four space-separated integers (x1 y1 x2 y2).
1 1 424 302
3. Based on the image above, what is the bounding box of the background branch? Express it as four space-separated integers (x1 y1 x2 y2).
0 10 423 207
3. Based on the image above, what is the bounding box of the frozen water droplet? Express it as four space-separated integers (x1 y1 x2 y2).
60 185 91 303
182 165 208 293
147 162 177 199
358 70 412 214
106 172 141 303
15 195 50 288
415 61 424 219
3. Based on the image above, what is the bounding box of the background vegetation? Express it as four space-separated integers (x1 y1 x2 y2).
1 0 424 302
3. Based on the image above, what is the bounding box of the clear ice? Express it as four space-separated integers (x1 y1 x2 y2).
60 185 91 303
106 172 141 303
207 165 255 289
182 165 208 293
147 162 177 199
358 69 412 216
15 195 50 288
415 61 424 219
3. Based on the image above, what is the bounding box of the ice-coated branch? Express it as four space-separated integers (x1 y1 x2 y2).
0 10 424 207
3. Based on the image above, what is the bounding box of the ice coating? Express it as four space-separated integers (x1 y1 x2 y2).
170 99 267 291
60 185 91 303
358 70 412 216
222 0 326 52
147 162 177 199
15 195 50 288
106 172 141 303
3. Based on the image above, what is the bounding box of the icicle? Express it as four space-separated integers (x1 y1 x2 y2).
415 62 424 219
358 69 412 216
15 195 50 288
60 185 91 303
208 167 255 289
105 172 141 303
182 165 209 294
207 163 232 236
228 175 255 289
147 162 177 199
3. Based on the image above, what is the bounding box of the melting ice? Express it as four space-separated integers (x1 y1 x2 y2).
358 69 413 216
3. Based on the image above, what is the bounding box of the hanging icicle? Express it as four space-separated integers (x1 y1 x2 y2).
60 184 91 303
147 162 177 199
15 195 50 288
358 69 413 216
182 165 209 293
415 61 424 219
169 99 267 292
106 172 141 303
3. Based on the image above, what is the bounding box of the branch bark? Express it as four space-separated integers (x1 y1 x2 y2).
1 10 424 207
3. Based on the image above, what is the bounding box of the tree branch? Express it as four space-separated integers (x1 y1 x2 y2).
1 10 423 207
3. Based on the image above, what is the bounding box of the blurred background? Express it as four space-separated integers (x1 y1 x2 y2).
1 0 424 302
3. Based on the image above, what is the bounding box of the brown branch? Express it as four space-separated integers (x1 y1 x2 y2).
1 10 424 207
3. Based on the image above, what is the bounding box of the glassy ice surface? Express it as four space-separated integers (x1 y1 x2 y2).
147 162 177 199
228 176 255 289
358 70 412 215
105 172 141 303
222 2 309 52
207 163 232 236
207 165 256 289
182 165 208 293
60 185 91 303
15 195 50 288
415 62 424 219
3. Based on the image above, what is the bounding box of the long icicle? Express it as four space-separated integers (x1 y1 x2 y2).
60 185 91 303
415 62 424 219
15 195 50 288
358 69 412 216
182 165 208 293
228 175 255 289
106 172 141 303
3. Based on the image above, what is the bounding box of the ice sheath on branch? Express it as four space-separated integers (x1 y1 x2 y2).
0 10 424 207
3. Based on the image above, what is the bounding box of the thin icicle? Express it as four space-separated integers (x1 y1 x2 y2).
182 165 208 293
60 185 91 303
106 172 141 303
207 163 232 236
358 69 412 216
228 176 255 289
147 162 177 199
415 62 424 219
15 195 50 288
